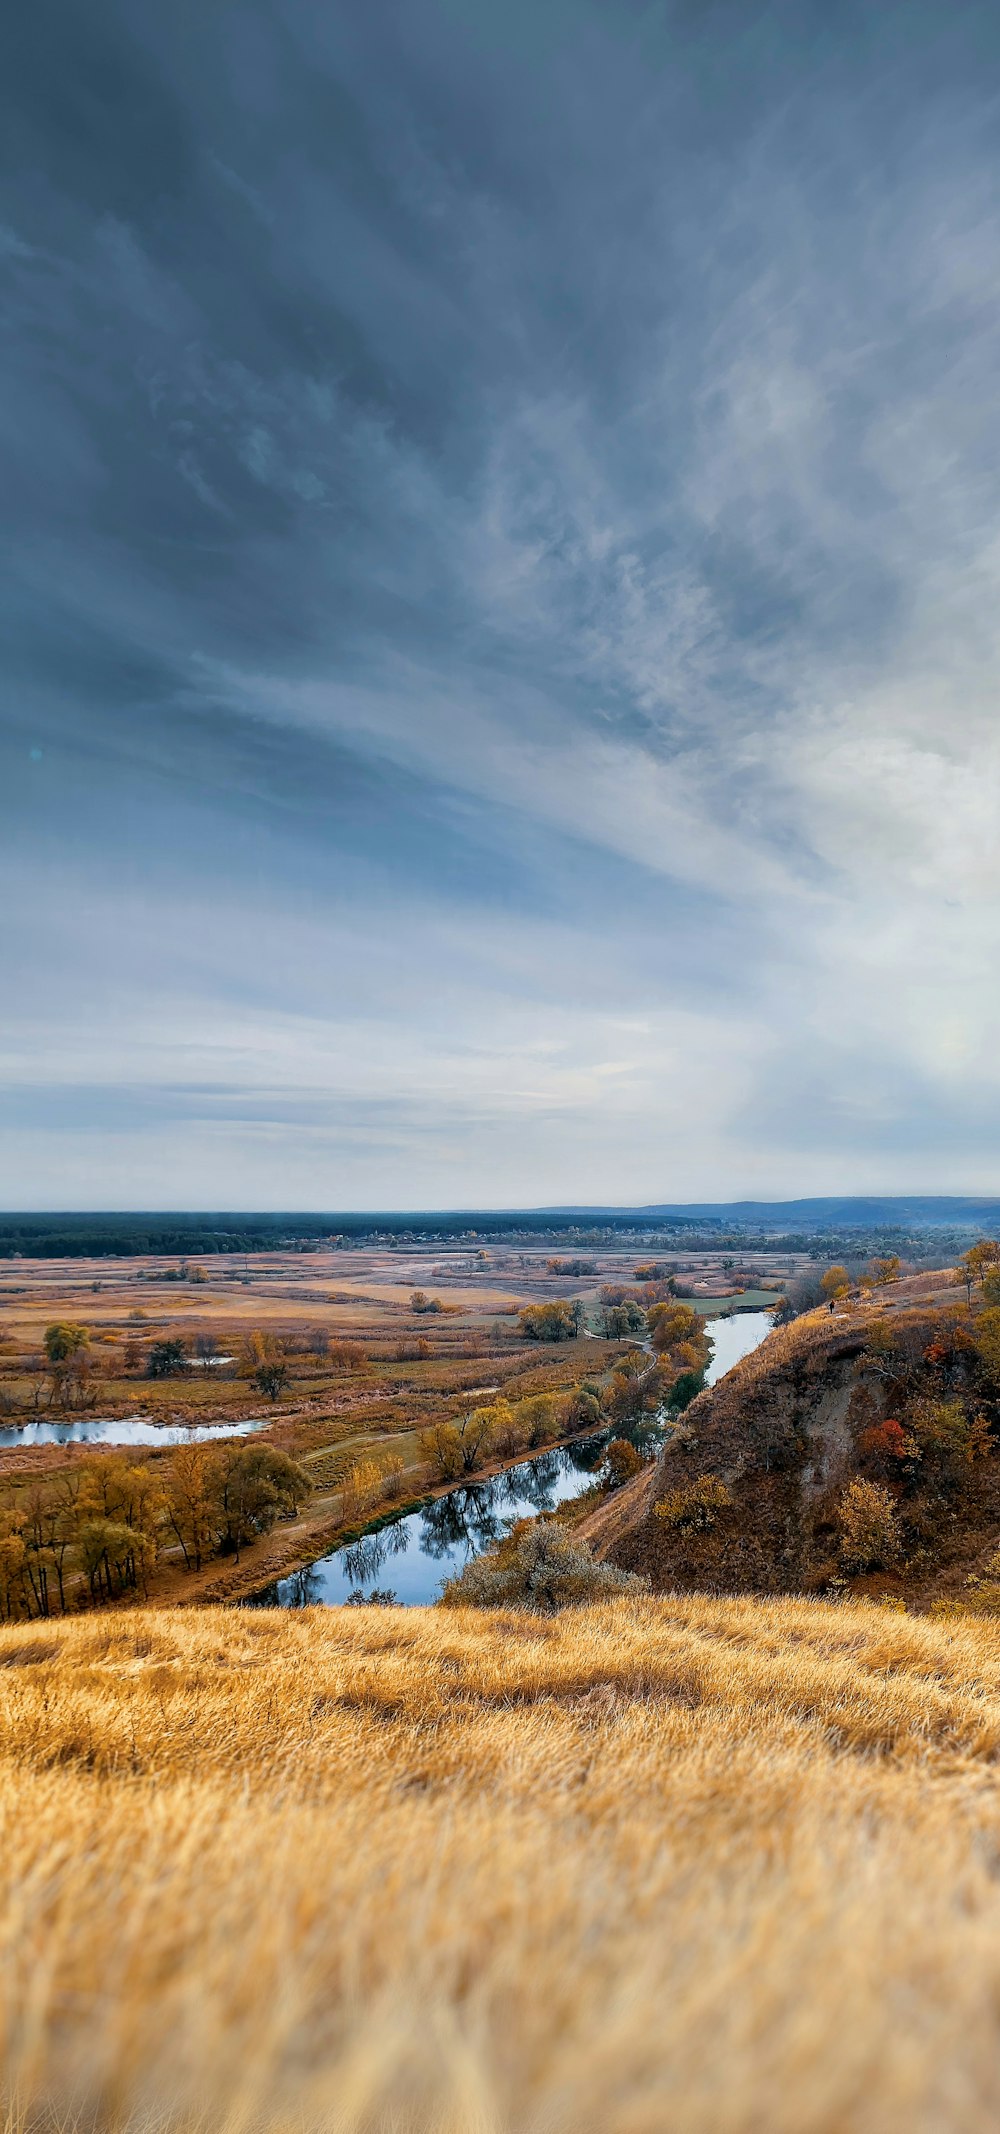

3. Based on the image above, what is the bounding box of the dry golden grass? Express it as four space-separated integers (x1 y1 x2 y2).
4 1598 1000 2129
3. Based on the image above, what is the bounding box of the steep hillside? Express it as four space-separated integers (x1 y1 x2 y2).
8 1599 1000 2129
583 1298 1000 1602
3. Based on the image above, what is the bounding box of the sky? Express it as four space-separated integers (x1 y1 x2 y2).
4 0 1000 1210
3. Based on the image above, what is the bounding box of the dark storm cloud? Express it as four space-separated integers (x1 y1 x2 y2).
4 0 1000 1203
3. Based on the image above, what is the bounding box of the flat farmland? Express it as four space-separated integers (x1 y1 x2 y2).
0 1244 633 1612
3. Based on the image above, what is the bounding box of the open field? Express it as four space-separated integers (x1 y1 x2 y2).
5 1594 1000 2129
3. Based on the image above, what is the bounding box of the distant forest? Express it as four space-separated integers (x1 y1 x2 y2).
1 1199 999 1259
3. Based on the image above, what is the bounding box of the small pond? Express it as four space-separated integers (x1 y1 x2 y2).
0 1414 273 1450
253 1309 774 1610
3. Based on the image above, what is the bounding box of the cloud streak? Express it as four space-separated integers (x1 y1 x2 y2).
3 0 1000 1204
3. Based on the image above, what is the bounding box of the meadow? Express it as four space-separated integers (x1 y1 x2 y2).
4 1592 1000 2131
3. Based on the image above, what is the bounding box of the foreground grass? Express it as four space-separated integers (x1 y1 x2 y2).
5 1598 1000 2130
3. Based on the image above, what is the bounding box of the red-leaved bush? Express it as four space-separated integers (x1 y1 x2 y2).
858 1418 909 1462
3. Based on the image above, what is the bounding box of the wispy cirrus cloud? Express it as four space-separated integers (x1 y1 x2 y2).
3 0 1000 1204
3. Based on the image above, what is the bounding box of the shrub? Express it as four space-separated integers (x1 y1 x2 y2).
838 1480 901 1572
565 1388 603 1430
655 1475 731 1532
147 1340 187 1379
341 1459 390 1524
393 1337 432 1362
858 1418 910 1465
328 1341 369 1372
907 1398 991 1472
439 1520 648 1613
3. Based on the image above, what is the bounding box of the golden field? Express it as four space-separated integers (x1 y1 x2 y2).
5 1595 1000 2130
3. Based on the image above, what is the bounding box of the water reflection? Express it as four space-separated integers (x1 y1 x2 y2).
0 1413 273 1450
340 1521 410 1585
249 1311 774 1612
251 1428 632 1610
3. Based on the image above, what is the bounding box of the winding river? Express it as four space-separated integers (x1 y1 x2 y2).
253 1308 774 1610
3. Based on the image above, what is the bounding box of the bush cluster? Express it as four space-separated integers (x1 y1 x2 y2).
439 1520 648 1613
655 1476 732 1531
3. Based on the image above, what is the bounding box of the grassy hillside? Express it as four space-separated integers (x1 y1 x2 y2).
6 1597 1000 2129
583 1296 1000 1602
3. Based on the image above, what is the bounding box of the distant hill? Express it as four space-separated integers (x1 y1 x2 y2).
626 1197 1000 1229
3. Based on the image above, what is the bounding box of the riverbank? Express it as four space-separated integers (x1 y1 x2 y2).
192 1416 621 1608
233 1310 777 1609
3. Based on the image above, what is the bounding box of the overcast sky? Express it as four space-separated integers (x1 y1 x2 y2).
4 0 1000 1209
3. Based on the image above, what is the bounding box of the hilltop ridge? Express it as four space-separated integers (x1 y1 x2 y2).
582 1272 1000 1605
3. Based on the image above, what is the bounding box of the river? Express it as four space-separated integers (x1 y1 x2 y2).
252 1308 774 1610
0 1414 273 1449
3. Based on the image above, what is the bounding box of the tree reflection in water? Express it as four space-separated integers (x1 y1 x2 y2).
249 1563 325 1609
418 1483 507 1562
341 1520 410 1587
251 1417 674 1608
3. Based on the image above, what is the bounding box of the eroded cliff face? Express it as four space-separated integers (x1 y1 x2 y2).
581 1307 1000 1600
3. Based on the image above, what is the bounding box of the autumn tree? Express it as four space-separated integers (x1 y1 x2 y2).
328 1340 369 1372
821 1265 850 1306
0 1518 27 1621
646 1303 713 1399
975 1308 1000 1385
44 1322 89 1364
518 1301 578 1342
957 1241 1000 1304
164 1443 217 1571
211 1445 310 1560
869 1256 901 1289
601 1299 646 1339
604 1438 644 1488
516 1393 558 1448
419 1421 466 1481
